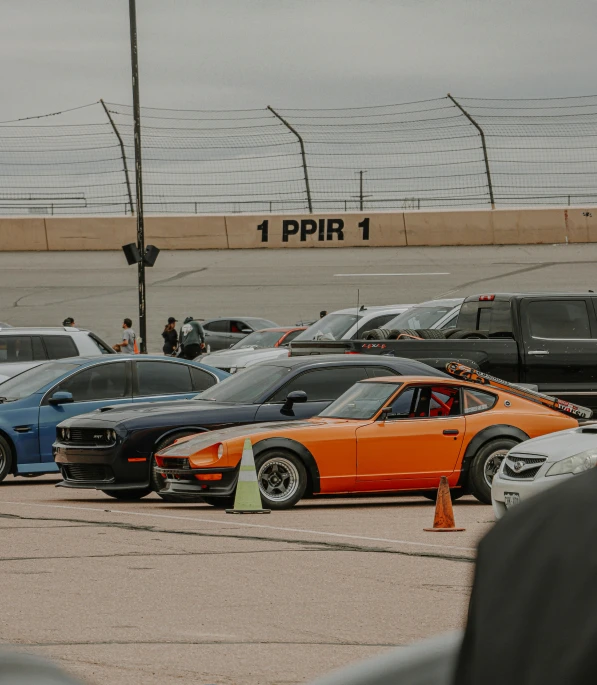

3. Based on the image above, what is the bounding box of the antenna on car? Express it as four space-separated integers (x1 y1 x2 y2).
356 289 360 333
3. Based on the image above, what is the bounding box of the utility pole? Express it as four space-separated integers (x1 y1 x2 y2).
129 0 147 352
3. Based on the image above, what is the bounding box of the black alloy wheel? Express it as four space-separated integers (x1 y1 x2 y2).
0 435 13 483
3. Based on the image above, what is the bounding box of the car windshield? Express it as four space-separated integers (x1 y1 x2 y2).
0 361 80 400
385 305 455 331
231 330 283 349
194 364 292 403
319 381 402 420
293 314 358 341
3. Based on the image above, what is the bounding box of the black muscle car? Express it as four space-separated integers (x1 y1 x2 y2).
54 355 446 502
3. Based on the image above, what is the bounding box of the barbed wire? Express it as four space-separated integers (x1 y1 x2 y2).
0 94 596 216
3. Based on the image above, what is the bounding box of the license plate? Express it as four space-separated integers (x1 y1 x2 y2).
504 492 520 508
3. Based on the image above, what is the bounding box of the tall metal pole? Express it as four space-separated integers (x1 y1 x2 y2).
447 94 495 209
129 0 147 352
359 170 364 211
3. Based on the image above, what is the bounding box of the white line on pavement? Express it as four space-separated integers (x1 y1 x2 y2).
333 273 450 277
0 500 476 554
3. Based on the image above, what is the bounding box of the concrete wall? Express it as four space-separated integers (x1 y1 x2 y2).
2 207 597 251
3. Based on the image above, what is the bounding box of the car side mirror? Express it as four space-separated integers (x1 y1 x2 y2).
49 391 74 406
241 328 253 335
379 407 391 423
281 390 308 414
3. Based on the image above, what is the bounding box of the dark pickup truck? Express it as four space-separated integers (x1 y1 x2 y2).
290 293 597 411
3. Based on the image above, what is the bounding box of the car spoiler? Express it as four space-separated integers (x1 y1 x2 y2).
446 362 593 420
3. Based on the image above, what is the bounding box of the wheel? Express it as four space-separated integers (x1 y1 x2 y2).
443 329 463 338
255 450 308 510
151 431 203 502
415 329 446 340
468 438 518 504
101 487 152 500
201 495 235 508
449 330 488 339
387 328 420 340
362 328 389 340
0 435 13 483
422 488 466 502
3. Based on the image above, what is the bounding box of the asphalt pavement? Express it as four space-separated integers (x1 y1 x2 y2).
1 244 597 351
0 477 490 685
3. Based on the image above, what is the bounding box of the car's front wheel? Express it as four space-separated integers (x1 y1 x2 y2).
0 435 14 483
101 487 152 500
255 450 308 510
151 431 203 502
468 438 517 504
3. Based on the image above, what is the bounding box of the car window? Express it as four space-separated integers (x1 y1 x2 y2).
190 366 218 392
440 313 459 330
55 362 128 402
458 300 513 334
366 366 401 378
136 361 193 396
355 314 396 338
388 385 461 419
231 320 251 333
0 336 39 363
527 300 591 339
463 388 497 414
385 306 455 331
43 335 79 359
197 364 292 403
204 320 229 333
293 313 358 342
268 366 369 403
320 381 402 419
232 330 282 349
31 337 46 360
281 329 303 345
87 332 114 355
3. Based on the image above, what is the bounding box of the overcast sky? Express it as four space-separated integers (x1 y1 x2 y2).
2 0 596 120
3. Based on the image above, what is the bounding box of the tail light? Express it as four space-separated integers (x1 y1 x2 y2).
344 351 361 355
479 295 495 301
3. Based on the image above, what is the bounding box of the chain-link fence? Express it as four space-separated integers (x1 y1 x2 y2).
1 94 597 215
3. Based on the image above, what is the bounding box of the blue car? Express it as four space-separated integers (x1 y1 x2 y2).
0 355 228 481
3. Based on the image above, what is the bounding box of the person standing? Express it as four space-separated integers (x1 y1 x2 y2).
62 317 75 327
179 316 205 359
162 317 178 356
113 318 137 354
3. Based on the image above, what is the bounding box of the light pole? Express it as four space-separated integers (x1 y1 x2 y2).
129 0 147 353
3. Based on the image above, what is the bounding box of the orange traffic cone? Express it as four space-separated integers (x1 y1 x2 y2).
424 477 465 532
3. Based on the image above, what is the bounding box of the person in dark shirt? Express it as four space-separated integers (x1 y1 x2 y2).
454 466 597 685
179 316 205 359
161 317 178 355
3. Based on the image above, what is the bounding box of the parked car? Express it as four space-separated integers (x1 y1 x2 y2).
154 372 577 509
291 292 597 411
492 424 597 519
0 356 227 482
200 326 306 374
291 304 414 344
53 356 446 501
201 317 279 352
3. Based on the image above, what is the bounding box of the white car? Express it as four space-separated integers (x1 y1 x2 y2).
491 425 597 519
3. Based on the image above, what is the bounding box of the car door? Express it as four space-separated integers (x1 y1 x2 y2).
520 297 597 400
356 383 465 487
133 360 197 402
38 361 133 462
254 366 370 421
203 320 231 351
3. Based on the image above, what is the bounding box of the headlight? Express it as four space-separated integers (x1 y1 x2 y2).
217 443 224 459
106 429 117 442
546 449 597 476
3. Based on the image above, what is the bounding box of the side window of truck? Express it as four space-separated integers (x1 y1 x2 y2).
457 301 513 334
527 300 591 340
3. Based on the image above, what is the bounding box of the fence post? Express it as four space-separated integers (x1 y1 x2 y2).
100 99 135 216
447 94 495 209
267 106 313 213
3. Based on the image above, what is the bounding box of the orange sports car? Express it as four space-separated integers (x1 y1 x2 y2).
154 375 578 509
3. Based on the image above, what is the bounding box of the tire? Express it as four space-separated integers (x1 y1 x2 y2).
415 329 446 340
422 488 465 502
468 438 518 504
362 328 386 340
201 495 235 508
0 435 13 483
449 330 488 340
101 487 152 500
151 431 203 502
255 450 308 510
444 329 463 338
387 328 420 340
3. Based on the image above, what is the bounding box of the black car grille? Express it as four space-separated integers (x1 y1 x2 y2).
62 464 113 482
161 458 190 470
58 428 113 446
503 455 546 480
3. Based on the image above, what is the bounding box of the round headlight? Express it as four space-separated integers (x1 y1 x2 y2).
217 443 224 459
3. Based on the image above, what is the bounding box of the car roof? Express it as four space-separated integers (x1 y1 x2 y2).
268 355 447 373
328 305 413 315
16 355 214 367
410 298 464 307
362 375 463 384
0 327 89 334
255 327 306 333
203 316 277 323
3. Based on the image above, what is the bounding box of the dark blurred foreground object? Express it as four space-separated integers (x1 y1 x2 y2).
0 650 84 684
309 632 461 685
455 466 597 685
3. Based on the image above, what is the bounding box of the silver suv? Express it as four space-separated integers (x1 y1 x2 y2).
0 327 113 381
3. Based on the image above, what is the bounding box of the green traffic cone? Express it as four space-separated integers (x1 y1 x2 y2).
226 439 271 514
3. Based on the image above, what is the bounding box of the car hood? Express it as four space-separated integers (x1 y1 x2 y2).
159 417 349 457
201 348 287 368
509 426 597 462
0 361 44 382
58 399 251 428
